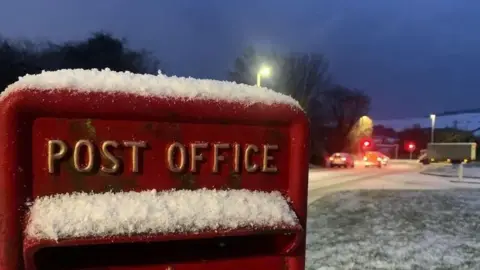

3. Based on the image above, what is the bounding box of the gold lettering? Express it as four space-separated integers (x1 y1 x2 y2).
73 140 95 173
190 143 208 173
244 144 259 173
212 143 230 173
262 144 279 173
47 140 68 173
123 141 147 173
166 142 187 172
48 139 280 175
101 140 120 174
233 143 240 173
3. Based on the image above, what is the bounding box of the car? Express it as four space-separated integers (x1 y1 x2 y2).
417 149 430 165
378 153 389 166
363 151 388 168
328 152 355 168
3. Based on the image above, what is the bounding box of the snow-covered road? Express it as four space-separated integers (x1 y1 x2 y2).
306 161 480 270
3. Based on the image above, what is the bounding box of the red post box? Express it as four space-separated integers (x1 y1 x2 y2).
0 69 309 270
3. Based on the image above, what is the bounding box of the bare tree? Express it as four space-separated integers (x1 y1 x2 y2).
320 85 371 152
228 46 276 86
229 47 331 112
229 46 372 161
229 47 335 162
275 53 331 112
274 53 333 163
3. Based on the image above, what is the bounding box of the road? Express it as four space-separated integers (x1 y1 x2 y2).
307 161 421 204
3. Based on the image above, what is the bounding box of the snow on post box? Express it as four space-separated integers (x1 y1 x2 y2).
0 69 309 270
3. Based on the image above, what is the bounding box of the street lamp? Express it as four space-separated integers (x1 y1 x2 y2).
256 66 271 87
430 114 436 143
359 115 373 130
352 115 373 155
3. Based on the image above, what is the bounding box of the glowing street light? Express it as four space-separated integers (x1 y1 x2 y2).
430 114 436 143
359 115 373 133
256 66 271 87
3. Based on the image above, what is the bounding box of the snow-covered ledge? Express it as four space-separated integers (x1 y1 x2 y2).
2 68 302 110
25 189 299 241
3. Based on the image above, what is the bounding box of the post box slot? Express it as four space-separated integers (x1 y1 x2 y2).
31 233 298 270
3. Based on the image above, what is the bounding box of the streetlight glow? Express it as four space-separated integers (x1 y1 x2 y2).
360 115 372 122
256 65 271 87
430 114 436 143
259 66 271 76
351 115 374 154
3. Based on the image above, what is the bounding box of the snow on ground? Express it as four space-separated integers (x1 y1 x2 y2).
388 163 421 170
308 171 369 189
352 171 480 190
1 69 301 109
309 165 480 194
26 189 298 241
307 168 477 205
308 170 363 189
422 163 480 181
307 189 480 270
307 170 480 269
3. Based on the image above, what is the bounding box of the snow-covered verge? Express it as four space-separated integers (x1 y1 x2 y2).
26 189 298 241
422 163 480 181
353 171 480 190
1 69 301 109
306 189 480 270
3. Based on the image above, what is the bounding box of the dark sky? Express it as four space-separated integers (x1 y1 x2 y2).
1 0 479 119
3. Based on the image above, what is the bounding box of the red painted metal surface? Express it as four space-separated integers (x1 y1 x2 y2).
0 89 309 270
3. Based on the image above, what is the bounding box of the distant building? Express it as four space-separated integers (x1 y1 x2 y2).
373 135 399 144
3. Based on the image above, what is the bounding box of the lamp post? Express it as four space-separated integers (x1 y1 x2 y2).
430 114 436 143
256 66 271 87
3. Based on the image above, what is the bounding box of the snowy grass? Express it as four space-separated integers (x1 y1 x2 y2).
26 189 298 241
306 189 480 270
